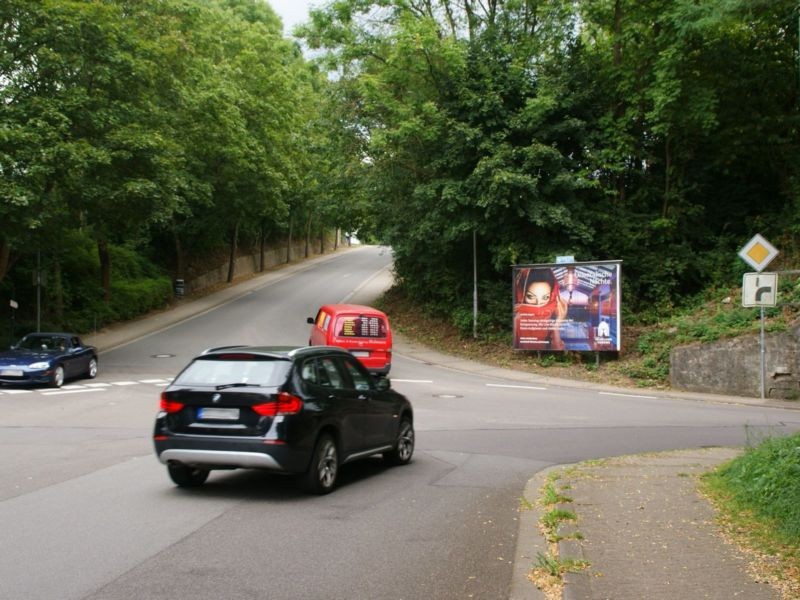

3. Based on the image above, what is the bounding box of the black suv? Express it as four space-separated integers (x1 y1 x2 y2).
153 346 414 494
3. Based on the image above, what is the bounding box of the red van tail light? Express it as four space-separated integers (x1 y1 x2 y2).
252 392 303 417
160 392 184 413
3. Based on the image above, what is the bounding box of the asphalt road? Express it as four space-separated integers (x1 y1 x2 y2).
1 246 799 600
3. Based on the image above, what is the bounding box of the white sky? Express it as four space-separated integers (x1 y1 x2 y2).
269 0 318 36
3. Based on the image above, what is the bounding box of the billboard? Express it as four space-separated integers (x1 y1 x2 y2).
512 261 621 352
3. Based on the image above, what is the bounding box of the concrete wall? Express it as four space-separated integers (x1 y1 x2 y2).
670 324 800 399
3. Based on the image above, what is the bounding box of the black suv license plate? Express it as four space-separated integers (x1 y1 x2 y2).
198 407 239 420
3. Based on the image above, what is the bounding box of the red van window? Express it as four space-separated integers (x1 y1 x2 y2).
335 315 387 338
316 310 330 330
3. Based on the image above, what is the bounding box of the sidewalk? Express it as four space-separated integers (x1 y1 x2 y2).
528 449 779 600
81 249 793 599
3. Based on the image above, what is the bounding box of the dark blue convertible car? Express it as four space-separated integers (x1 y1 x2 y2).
0 332 98 388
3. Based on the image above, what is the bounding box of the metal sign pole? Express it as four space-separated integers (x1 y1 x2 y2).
760 305 765 400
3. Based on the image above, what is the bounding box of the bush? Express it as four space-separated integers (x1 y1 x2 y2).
108 277 173 321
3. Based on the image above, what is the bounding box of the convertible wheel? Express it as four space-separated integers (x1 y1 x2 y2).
300 434 338 494
50 365 65 388
86 357 98 379
167 464 209 487
384 417 414 465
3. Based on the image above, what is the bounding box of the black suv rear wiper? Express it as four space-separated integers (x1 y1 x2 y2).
215 382 260 390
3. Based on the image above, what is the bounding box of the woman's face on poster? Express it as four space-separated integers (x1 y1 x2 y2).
523 281 552 306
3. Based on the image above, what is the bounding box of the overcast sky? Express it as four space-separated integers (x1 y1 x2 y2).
269 0 317 36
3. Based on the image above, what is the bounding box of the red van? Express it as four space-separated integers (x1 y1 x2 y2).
307 304 392 376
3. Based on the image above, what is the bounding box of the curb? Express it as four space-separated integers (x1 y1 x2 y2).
391 335 800 412
510 465 562 600
559 519 591 600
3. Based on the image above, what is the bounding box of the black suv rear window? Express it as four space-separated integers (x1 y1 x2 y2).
335 316 387 338
174 357 291 387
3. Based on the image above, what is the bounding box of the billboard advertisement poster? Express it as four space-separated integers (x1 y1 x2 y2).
512 261 621 352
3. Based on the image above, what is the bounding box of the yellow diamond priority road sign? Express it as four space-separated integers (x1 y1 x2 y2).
738 234 778 272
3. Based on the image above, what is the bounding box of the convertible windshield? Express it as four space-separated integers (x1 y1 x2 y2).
18 335 65 351
174 358 291 387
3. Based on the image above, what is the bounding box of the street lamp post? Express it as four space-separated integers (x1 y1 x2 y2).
473 229 478 339
36 248 41 332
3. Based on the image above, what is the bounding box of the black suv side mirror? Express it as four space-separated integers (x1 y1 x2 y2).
375 377 391 391
306 317 314 324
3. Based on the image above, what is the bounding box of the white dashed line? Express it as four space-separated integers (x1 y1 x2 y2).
111 381 139 386
392 379 433 384
1 389 33 394
85 383 112 388
486 383 547 391
60 385 86 390
598 391 657 400
41 388 106 396
139 379 168 384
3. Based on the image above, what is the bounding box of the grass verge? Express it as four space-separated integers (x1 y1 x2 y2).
701 432 800 598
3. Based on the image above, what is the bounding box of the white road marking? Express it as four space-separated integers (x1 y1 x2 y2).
392 379 433 384
486 383 547 391
41 388 105 396
599 391 657 400
2 377 175 396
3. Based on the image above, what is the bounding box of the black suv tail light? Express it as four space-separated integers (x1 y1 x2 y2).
159 391 184 413
252 392 303 416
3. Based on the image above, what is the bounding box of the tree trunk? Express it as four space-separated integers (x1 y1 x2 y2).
613 0 625 204
662 134 671 218
304 213 312 258
0 238 11 284
286 213 293 263
334 228 339 250
258 221 267 273
227 220 239 283
98 239 111 303
319 227 324 254
613 0 622 67
52 259 64 326
172 225 185 279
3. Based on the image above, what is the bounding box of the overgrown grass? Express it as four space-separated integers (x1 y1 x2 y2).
704 432 800 540
702 432 800 595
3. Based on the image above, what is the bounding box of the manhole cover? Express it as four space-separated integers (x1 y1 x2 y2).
151 354 175 359
433 394 462 399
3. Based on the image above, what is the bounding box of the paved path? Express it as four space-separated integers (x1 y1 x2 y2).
519 448 781 600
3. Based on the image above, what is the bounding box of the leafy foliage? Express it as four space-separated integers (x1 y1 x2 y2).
0 0 347 335
301 0 799 330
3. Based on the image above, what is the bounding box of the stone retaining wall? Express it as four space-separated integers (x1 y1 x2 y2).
670 324 800 399
184 233 340 295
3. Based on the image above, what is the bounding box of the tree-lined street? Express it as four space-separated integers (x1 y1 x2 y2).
2 247 798 599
